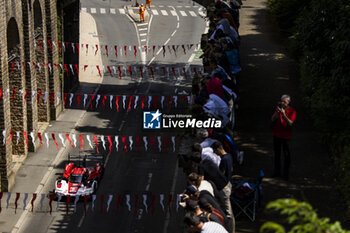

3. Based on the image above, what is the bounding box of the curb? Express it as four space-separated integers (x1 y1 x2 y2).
198 6 207 18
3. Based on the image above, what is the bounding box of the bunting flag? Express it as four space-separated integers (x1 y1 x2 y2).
168 194 173 215
84 195 88 215
121 136 127 152
125 194 131 212
100 194 105 215
150 194 156 216
15 193 20 214
31 193 37 212
23 193 28 211
134 194 138 215
116 194 122 215
6 192 11 209
1 130 177 153
143 194 148 213
66 134 74 148
107 194 113 213
66 195 71 215
49 194 54 215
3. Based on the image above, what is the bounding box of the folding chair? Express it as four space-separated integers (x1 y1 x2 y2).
230 170 264 221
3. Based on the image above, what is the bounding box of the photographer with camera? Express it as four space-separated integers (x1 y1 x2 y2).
271 94 296 181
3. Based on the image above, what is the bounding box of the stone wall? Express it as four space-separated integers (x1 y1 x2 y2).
0 0 75 191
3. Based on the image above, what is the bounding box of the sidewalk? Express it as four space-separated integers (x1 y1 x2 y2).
0 10 103 233
234 0 347 231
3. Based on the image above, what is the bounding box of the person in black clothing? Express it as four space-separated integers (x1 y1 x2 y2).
212 141 234 182
191 152 235 233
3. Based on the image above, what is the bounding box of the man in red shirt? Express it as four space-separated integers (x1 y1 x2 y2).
271 94 296 180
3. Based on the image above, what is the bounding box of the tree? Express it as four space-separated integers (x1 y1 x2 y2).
260 199 350 233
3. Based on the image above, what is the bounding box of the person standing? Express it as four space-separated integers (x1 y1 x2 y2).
139 4 146 22
271 94 296 180
145 0 151 8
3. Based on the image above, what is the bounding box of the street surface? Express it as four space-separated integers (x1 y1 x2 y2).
4 0 206 233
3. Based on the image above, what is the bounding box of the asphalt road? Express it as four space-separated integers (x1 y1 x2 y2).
14 0 206 232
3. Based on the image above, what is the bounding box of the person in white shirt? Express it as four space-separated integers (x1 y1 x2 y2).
193 143 221 167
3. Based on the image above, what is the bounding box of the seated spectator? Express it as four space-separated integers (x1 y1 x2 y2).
184 212 228 233
192 143 221 167
212 46 231 75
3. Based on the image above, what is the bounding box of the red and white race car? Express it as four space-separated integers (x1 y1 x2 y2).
55 155 104 197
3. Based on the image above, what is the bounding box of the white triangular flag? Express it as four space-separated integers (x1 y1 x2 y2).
115 136 119 151
122 95 126 109
87 135 93 148
72 134 77 148
44 133 49 148
126 194 131 211
101 135 106 150
157 136 162 152
159 194 165 212
143 136 148 151
134 96 139 109
161 96 165 108
59 133 65 147
69 93 74 106
129 136 133 151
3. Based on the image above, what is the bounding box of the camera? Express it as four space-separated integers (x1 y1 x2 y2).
277 102 283 108
179 194 185 202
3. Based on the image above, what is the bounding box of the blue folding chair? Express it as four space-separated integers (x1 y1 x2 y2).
230 170 264 221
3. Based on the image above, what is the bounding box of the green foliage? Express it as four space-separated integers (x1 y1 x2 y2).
268 0 350 216
267 0 310 34
260 199 350 233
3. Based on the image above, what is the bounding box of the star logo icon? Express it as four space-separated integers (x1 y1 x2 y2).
150 109 162 122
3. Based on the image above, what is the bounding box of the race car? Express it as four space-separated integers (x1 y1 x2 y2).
55 155 104 197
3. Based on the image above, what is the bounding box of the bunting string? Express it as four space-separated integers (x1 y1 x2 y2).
0 131 179 153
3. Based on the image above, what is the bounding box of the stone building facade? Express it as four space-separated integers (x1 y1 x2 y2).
0 0 78 191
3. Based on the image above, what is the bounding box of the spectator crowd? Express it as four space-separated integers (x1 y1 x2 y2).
179 0 245 232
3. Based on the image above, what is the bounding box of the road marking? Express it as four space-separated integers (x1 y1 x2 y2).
171 30 177 37
185 6 191 8
151 9 159 15
165 38 170 44
141 39 146 42
189 11 197 17
176 6 183 8
159 5 164 7
100 8 106 14
110 8 116 14
81 8 87 12
139 28 147 31
170 10 177 16
119 8 125 14
137 23 148 26
162 159 179 233
176 22 180 28
160 10 168 16
91 8 96 14
179 10 187 16
140 33 147 36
